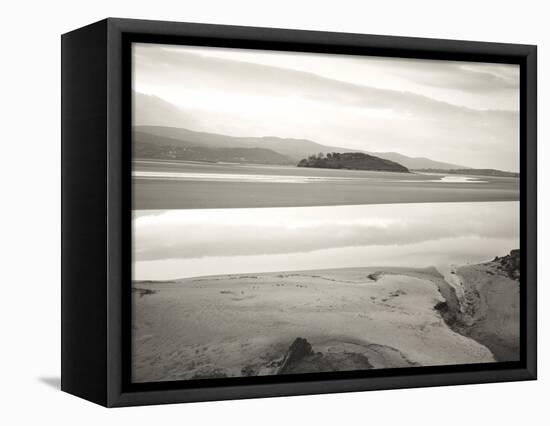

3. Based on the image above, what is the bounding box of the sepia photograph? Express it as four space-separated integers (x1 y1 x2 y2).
130 43 520 383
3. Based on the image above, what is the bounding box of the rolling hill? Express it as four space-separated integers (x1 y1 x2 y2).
133 91 469 169
134 125 464 169
134 125 359 163
133 131 294 165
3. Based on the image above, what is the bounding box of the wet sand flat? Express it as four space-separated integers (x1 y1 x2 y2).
132 160 519 209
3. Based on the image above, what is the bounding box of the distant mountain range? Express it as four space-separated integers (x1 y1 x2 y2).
133 92 468 170
133 126 360 164
134 137 294 165
134 93 200 130
368 152 465 170
133 125 468 170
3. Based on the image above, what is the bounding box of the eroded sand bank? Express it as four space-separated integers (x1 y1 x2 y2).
132 262 517 382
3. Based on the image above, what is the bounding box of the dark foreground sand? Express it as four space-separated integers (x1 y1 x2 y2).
132 254 519 382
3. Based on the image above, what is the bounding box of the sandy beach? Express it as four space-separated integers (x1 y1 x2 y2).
132 254 519 383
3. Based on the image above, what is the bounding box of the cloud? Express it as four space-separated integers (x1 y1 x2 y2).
182 46 520 103
135 44 508 116
358 57 520 92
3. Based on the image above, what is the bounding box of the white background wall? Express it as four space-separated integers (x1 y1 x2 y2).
0 0 546 424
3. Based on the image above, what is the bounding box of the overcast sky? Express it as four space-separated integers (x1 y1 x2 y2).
133 43 520 171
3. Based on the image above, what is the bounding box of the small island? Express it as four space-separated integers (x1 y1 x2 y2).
297 152 410 173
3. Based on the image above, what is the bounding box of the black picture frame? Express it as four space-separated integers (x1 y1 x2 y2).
61 17 537 407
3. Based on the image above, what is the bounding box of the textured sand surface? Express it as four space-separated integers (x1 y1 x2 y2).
454 262 520 361
132 267 496 383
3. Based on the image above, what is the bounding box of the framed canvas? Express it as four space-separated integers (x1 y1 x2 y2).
61 18 537 407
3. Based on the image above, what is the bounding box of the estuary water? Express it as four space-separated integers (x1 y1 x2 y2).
133 201 519 280
132 160 519 210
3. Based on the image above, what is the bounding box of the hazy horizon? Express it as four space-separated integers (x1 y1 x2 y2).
133 43 520 172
